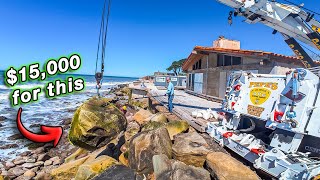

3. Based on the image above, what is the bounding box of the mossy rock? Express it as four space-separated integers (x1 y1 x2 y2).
165 120 189 140
121 87 131 95
75 155 119 180
69 96 127 151
142 121 165 132
51 156 89 180
150 113 167 123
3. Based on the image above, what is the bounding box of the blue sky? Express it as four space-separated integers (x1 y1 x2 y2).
0 0 319 77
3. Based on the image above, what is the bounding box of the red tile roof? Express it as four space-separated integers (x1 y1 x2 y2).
182 46 303 71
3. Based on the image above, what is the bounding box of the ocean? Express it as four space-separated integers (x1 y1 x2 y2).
0 70 137 160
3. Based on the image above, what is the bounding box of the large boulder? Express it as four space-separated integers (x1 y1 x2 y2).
153 154 210 180
75 155 119 180
129 127 172 174
206 152 259 180
133 109 153 125
172 132 212 167
93 165 136 180
165 121 189 140
69 97 127 150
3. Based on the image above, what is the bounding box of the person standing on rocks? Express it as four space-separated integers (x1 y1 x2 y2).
165 77 174 113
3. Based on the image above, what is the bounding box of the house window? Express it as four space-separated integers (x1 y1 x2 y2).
217 54 242 67
193 59 202 70
233 56 241 65
217 54 224 67
225 56 232 66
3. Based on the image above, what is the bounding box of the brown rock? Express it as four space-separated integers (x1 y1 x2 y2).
153 154 210 180
133 109 153 125
172 132 212 167
23 170 36 178
206 152 259 180
124 121 140 143
149 113 167 123
129 127 172 174
34 172 52 180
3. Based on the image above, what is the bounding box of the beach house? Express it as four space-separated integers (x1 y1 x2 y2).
182 37 306 99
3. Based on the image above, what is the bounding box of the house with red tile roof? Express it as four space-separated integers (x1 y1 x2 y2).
182 37 305 99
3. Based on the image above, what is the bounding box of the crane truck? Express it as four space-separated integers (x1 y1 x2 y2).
206 0 320 179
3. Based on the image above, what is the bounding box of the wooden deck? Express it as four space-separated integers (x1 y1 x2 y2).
147 84 221 132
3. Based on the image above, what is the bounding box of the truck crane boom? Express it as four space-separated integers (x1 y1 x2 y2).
217 0 320 68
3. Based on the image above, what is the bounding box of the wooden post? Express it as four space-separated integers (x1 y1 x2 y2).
128 88 133 105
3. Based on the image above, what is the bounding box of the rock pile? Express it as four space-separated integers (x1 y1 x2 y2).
1 85 260 180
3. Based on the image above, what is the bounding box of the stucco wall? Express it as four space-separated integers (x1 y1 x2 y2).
185 52 303 98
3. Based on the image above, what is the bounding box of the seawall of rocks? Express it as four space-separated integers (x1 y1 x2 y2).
0 85 260 180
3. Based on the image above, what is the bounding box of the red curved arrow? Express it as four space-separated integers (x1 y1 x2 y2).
16 108 63 147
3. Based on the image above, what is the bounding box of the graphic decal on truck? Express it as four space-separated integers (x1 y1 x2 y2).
250 88 271 105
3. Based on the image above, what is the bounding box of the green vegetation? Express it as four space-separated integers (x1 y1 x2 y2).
166 58 186 76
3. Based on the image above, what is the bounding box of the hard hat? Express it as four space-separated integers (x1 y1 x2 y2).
122 106 127 111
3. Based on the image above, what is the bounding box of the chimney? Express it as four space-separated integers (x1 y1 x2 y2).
213 36 240 49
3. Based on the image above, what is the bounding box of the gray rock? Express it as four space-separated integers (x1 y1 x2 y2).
153 154 211 180
37 154 51 162
5 161 15 169
33 147 45 154
0 143 18 149
93 165 136 180
13 158 25 165
44 160 53 166
22 161 43 169
25 158 36 163
8 167 25 177
50 157 61 165
0 116 6 121
22 163 36 169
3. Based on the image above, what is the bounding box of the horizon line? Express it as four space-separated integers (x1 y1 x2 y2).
0 70 140 79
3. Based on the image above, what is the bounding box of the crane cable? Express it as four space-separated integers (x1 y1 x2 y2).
95 0 112 97
281 0 320 16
